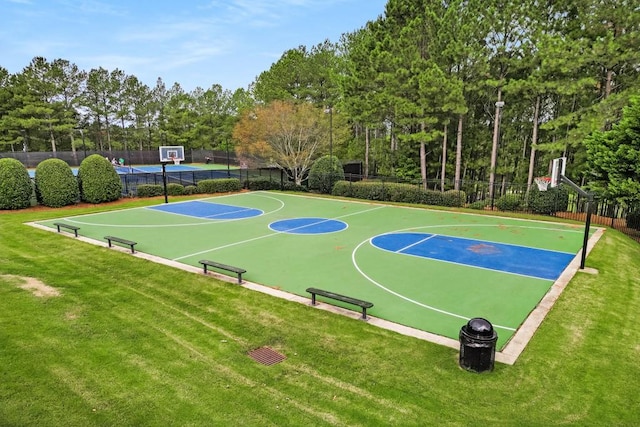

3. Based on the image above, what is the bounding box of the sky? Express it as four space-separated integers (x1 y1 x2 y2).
0 0 387 92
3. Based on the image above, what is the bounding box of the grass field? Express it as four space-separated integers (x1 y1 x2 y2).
1 195 639 425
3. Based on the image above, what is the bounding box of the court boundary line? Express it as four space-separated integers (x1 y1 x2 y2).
25 218 606 366
28 192 606 365
60 193 286 228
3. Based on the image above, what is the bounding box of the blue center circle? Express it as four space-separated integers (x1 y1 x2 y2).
269 217 347 235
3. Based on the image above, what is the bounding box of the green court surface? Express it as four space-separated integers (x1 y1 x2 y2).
35 192 592 349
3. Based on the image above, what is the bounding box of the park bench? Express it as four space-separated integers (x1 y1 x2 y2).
199 259 246 284
306 287 374 320
53 222 80 237
104 236 137 253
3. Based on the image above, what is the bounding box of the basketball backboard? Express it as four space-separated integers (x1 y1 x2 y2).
159 146 185 163
550 157 566 188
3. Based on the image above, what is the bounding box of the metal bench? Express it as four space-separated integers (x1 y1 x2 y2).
306 287 374 320
53 222 80 237
104 236 137 253
199 259 246 284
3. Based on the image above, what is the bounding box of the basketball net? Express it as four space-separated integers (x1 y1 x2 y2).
534 177 551 191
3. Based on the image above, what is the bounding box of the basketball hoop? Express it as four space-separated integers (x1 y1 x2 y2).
534 176 551 191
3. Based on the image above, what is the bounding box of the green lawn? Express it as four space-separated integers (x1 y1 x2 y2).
1 196 639 426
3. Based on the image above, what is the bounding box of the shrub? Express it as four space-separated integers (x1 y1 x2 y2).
184 185 198 195
282 181 308 192
137 184 164 197
626 210 640 230
34 158 79 207
442 190 466 207
244 178 280 191
308 155 345 194
0 158 33 210
387 183 425 204
167 183 185 196
528 186 569 214
332 181 354 197
495 193 523 211
423 190 445 206
468 200 488 210
351 181 387 200
78 154 122 204
197 178 241 194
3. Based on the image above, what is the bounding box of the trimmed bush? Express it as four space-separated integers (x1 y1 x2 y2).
423 190 445 206
468 200 488 210
528 186 569 214
167 183 185 196
78 155 122 204
332 180 354 197
496 193 523 211
137 184 164 197
308 155 345 194
626 210 640 230
34 158 79 207
387 183 425 204
0 158 33 210
184 185 198 195
197 178 241 194
282 181 308 192
245 178 280 191
442 190 466 207
351 181 386 200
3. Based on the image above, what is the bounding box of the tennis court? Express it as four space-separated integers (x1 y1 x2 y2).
34 191 600 353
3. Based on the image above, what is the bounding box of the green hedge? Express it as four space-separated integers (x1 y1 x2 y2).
527 186 569 214
0 158 33 210
167 183 185 196
137 184 164 197
442 190 467 207
34 158 79 207
245 178 280 191
184 185 198 195
78 155 122 204
197 178 241 194
495 193 523 211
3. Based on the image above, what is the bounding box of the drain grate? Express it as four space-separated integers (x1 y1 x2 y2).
248 347 286 366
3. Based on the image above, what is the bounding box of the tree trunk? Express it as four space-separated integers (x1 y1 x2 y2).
454 115 463 191
526 96 541 192
365 126 370 177
420 141 427 191
440 123 448 191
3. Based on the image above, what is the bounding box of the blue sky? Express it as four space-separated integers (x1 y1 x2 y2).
0 0 386 92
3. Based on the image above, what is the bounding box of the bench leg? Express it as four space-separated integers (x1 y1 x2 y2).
361 307 368 320
107 240 113 248
203 265 208 274
310 293 317 306
56 225 61 233
73 230 78 237
237 273 242 284
129 245 135 253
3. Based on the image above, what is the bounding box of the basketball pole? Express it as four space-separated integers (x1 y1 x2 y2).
162 162 168 204
560 175 592 269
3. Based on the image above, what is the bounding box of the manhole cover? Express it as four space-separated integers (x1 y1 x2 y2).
248 347 286 366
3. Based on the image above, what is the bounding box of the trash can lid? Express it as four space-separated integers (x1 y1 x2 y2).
466 318 494 336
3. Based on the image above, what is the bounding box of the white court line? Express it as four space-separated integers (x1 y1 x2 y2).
395 234 437 253
203 207 261 219
60 193 284 228
173 205 386 261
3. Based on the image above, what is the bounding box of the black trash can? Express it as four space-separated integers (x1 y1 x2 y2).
459 317 498 373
